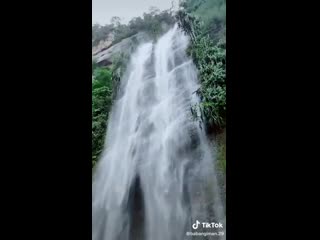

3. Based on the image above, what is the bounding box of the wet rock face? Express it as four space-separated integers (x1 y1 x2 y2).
92 32 149 67
128 176 145 240
92 33 114 55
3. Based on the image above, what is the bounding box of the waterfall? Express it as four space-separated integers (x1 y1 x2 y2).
92 24 225 240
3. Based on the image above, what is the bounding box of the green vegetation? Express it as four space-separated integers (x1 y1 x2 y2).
92 65 113 168
177 0 226 130
177 0 226 174
190 37 226 129
183 0 225 22
181 0 226 41
92 54 128 168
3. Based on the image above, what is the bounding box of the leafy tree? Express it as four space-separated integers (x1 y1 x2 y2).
110 16 121 27
148 6 160 16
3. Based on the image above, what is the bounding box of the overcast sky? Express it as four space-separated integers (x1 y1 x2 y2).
93 0 179 25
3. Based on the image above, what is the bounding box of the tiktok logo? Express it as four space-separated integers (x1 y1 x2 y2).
192 220 200 229
191 220 224 230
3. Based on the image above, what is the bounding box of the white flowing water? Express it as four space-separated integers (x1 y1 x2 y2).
92 25 225 240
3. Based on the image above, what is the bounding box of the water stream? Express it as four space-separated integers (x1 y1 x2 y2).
92 25 225 240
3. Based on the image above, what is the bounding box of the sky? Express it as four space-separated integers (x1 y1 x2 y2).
93 0 179 25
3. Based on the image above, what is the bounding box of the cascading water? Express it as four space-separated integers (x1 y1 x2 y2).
92 24 225 240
